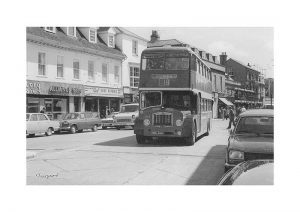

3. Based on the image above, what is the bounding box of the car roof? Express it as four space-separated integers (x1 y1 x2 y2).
239 109 273 117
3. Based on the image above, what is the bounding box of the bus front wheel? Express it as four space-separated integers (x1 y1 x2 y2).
186 122 196 146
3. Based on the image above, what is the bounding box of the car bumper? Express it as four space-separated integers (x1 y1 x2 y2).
60 126 71 131
114 122 134 126
101 123 115 127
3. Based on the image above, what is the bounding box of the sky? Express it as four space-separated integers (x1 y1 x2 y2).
127 27 274 78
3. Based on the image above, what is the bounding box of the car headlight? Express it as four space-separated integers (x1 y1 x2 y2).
143 119 150 126
175 119 183 127
132 115 136 119
229 150 244 160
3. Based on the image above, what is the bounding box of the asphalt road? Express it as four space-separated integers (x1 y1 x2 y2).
27 119 230 185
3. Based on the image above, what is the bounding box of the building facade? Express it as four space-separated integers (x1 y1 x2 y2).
26 27 125 119
225 57 265 108
264 78 274 106
98 27 148 103
199 51 226 118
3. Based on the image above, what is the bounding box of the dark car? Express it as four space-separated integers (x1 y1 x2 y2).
218 160 273 185
59 112 101 133
225 109 274 172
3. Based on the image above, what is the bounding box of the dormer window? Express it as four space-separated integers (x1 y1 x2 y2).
108 35 114 47
89 29 96 43
67 27 76 37
44 27 55 33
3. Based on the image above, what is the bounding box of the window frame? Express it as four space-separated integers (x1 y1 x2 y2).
102 63 108 83
130 66 140 88
108 34 114 47
114 65 120 83
57 55 64 78
67 27 76 37
89 28 97 43
38 52 46 76
73 59 80 80
132 40 138 55
88 60 95 81
44 27 55 33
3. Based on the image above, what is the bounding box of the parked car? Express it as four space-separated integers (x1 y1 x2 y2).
26 113 60 137
59 112 101 133
113 103 139 130
100 112 119 129
225 109 274 172
218 160 273 185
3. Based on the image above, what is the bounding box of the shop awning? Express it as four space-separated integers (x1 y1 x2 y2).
219 98 233 106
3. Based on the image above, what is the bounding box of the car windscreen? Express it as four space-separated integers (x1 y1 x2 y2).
63 113 79 120
120 105 139 113
235 116 274 136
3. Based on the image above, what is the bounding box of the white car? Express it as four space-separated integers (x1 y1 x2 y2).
100 112 119 129
113 103 139 130
26 113 60 137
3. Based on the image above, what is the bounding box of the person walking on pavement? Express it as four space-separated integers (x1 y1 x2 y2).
222 107 226 120
227 106 235 129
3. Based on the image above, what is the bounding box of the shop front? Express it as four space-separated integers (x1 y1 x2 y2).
26 80 84 120
84 86 123 118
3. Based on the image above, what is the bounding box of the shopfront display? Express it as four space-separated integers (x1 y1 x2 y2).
26 80 84 120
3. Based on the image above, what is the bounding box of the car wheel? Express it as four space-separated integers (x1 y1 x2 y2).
136 135 146 144
186 122 196 146
70 125 77 134
102 126 107 130
92 125 98 132
78 129 83 133
28 133 35 137
116 126 121 130
45 128 53 136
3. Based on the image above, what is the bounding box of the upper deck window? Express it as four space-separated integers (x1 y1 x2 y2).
141 52 189 71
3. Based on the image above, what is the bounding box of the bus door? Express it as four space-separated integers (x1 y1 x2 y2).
196 92 201 134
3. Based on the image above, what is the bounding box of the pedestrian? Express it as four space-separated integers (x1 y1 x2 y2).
241 105 246 113
227 106 235 129
40 106 46 113
225 107 229 120
222 107 226 120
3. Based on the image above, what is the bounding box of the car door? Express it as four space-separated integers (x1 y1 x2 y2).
77 113 86 130
28 114 39 133
39 114 51 132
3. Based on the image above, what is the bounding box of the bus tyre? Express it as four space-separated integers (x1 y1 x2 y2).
186 122 196 146
136 135 145 144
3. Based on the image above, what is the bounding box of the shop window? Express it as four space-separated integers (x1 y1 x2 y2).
27 97 39 113
74 97 80 112
85 98 98 112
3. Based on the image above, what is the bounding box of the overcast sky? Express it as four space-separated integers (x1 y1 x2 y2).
126 27 274 78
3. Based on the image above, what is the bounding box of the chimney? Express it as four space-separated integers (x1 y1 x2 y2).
150 30 160 43
219 52 227 65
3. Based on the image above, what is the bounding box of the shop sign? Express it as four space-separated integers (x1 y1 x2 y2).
26 82 41 94
26 80 84 96
85 86 123 97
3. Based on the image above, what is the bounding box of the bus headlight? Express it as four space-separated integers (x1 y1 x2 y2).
176 119 183 126
143 119 150 126
229 150 244 160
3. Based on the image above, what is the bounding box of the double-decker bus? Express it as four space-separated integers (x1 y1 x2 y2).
134 46 213 145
